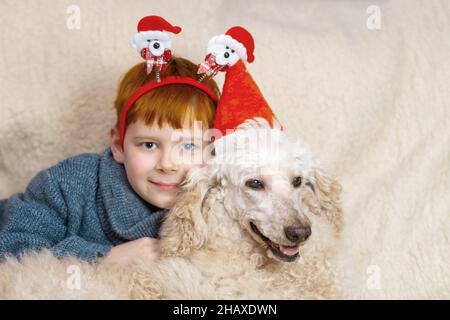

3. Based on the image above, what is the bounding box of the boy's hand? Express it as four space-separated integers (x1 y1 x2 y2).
102 237 161 266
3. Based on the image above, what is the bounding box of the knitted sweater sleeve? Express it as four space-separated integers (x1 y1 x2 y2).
0 166 111 262
51 236 112 262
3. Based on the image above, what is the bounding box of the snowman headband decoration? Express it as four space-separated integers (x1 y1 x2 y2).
121 15 271 149
120 15 219 149
197 26 255 82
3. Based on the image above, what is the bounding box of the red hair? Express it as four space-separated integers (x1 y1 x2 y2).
114 57 220 130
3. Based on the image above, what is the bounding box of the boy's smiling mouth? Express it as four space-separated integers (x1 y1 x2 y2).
148 179 180 191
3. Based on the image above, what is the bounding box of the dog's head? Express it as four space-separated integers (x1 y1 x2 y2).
160 128 343 263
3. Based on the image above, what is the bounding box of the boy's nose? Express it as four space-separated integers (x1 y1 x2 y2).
156 151 178 173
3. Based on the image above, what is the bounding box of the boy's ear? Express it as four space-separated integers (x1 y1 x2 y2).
109 126 125 163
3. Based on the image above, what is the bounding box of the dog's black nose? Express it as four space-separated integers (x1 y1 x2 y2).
224 52 230 58
153 42 160 49
284 225 311 243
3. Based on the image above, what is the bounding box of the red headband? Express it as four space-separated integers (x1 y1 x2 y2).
119 76 219 150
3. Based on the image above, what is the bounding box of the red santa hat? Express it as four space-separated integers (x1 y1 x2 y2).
137 15 182 34
213 27 281 137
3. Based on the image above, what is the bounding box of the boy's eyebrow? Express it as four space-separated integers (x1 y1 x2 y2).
133 136 161 141
172 137 205 144
133 135 204 142
177 135 204 141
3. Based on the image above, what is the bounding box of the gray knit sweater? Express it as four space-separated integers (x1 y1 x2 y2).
0 148 166 262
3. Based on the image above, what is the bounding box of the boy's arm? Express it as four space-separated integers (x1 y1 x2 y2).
0 167 111 262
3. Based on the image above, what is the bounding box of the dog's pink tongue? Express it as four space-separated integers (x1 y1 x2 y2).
281 245 299 256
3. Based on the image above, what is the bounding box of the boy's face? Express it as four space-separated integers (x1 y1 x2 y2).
111 119 210 209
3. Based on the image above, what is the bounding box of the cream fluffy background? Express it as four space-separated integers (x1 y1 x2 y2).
0 0 448 299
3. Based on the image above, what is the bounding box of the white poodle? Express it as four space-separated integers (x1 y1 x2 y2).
0 126 343 299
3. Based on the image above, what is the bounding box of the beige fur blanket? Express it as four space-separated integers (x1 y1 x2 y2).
0 0 449 299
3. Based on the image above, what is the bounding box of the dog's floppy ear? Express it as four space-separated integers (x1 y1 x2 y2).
159 166 216 256
304 168 344 233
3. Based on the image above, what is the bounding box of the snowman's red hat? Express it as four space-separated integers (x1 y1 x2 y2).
137 15 182 34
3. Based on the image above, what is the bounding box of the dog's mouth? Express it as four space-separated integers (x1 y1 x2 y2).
249 222 300 262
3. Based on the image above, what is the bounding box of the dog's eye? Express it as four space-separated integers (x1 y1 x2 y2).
231 49 235 53
226 46 229 50
292 177 302 188
245 179 265 190
147 39 151 42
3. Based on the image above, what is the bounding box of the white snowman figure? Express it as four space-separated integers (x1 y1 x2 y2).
131 15 182 81
198 26 255 81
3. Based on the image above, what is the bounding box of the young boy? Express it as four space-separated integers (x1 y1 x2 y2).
0 57 220 266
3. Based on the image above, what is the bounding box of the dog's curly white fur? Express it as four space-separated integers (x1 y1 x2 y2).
0 128 343 299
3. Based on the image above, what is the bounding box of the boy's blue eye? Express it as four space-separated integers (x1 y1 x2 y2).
143 142 157 150
182 143 197 151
